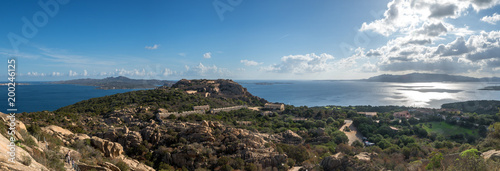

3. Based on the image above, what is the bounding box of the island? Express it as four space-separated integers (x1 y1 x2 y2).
51 76 175 89
479 86 500 91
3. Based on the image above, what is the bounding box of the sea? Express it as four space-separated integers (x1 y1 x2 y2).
1 81 500 113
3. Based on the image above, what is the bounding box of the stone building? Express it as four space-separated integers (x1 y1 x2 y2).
263 103 285 111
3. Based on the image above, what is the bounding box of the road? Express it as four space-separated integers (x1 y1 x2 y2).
340 119 364 146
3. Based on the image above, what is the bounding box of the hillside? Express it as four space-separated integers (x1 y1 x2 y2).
51 76 175 89
441 100 500 115
364 73 500 82
12 79 500 171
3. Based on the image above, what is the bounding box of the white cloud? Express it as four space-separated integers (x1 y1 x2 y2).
83 70 88 77
69 70 78 77
263 53 334 74
240 60 262 66
51 72 61 76
184 63 230 77
145 44 159 50
481 13 500 25
178 53 186 57
203 52 212 59
359 0 495 36
163 68 176 76
354 30 500 74
27 72 46 77
360 62 378 73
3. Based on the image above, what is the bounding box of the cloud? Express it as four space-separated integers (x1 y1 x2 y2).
481 13 500 25
145 44 159 50
263 53 334 74
203 52 212 59
355 30 500 74
69 70 78 77
428 4 458 18
27 72 46 77
178 53 186 57
416 22 448 37
240 60 262 66
163 68 176 76
184 63 230 77
360 62 378 73
359 0 495 36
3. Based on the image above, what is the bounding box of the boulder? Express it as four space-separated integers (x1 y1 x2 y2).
320 153 348 171
77 163 112 171
355 152 372 161
482 150 500 161
0 130 48 171
99 162 121 171
278 130 303 144
120 156 155 171
90 136 124 158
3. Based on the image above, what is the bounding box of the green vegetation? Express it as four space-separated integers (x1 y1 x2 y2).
421 122 476 136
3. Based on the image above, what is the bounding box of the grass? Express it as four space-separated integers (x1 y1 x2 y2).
421 122 476 136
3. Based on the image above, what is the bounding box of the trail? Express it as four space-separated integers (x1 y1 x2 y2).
340 119 364 146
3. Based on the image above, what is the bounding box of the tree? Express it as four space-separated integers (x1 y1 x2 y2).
425 152 443 170
352 140 363 148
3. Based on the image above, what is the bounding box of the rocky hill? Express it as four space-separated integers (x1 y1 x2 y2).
170 79 267 105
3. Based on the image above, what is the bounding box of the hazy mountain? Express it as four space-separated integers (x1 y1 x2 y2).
51 76 175 89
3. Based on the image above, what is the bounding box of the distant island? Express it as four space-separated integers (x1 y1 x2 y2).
479 86 500 90
364 73 500 82
51 76 175 89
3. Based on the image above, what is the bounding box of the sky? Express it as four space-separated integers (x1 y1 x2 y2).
0 0 499 81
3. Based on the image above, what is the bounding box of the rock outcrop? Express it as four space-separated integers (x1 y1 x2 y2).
320 153 349 171
482 150 500 161
275 130 303 144
90 136 124 158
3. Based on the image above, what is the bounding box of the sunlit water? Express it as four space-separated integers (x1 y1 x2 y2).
1 81 499 113
239 81 500 108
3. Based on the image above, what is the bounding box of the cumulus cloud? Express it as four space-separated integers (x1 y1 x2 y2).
27 72 46 77
357 30 500 74
428 4 458 18
203 52 212 59
184 63 230 77
145 44 159 50
69 70 78 77
263 53 334 74
416 22 448 37
163 68 176 76
359 0 495 36
240 60 262 66
481 13 500 24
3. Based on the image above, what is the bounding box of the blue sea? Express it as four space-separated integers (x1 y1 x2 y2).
1 82 147 113
2 81 500 113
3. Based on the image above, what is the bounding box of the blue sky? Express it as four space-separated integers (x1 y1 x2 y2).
1 0 499 81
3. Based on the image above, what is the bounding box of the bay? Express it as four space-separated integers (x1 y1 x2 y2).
1 81 499 113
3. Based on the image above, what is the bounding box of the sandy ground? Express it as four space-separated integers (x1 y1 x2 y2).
289 166 302 171
340 119 364 146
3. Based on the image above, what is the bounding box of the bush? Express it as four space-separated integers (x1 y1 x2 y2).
21 155 32 166
115 160 130 171
245 163 258 171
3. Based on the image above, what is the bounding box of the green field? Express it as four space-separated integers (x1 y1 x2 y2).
421 122 476 136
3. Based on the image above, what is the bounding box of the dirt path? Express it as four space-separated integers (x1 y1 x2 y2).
340 119 364 146
289 166 302 171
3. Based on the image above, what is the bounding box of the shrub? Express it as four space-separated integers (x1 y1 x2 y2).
115 160 130 171
21 155 32 166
